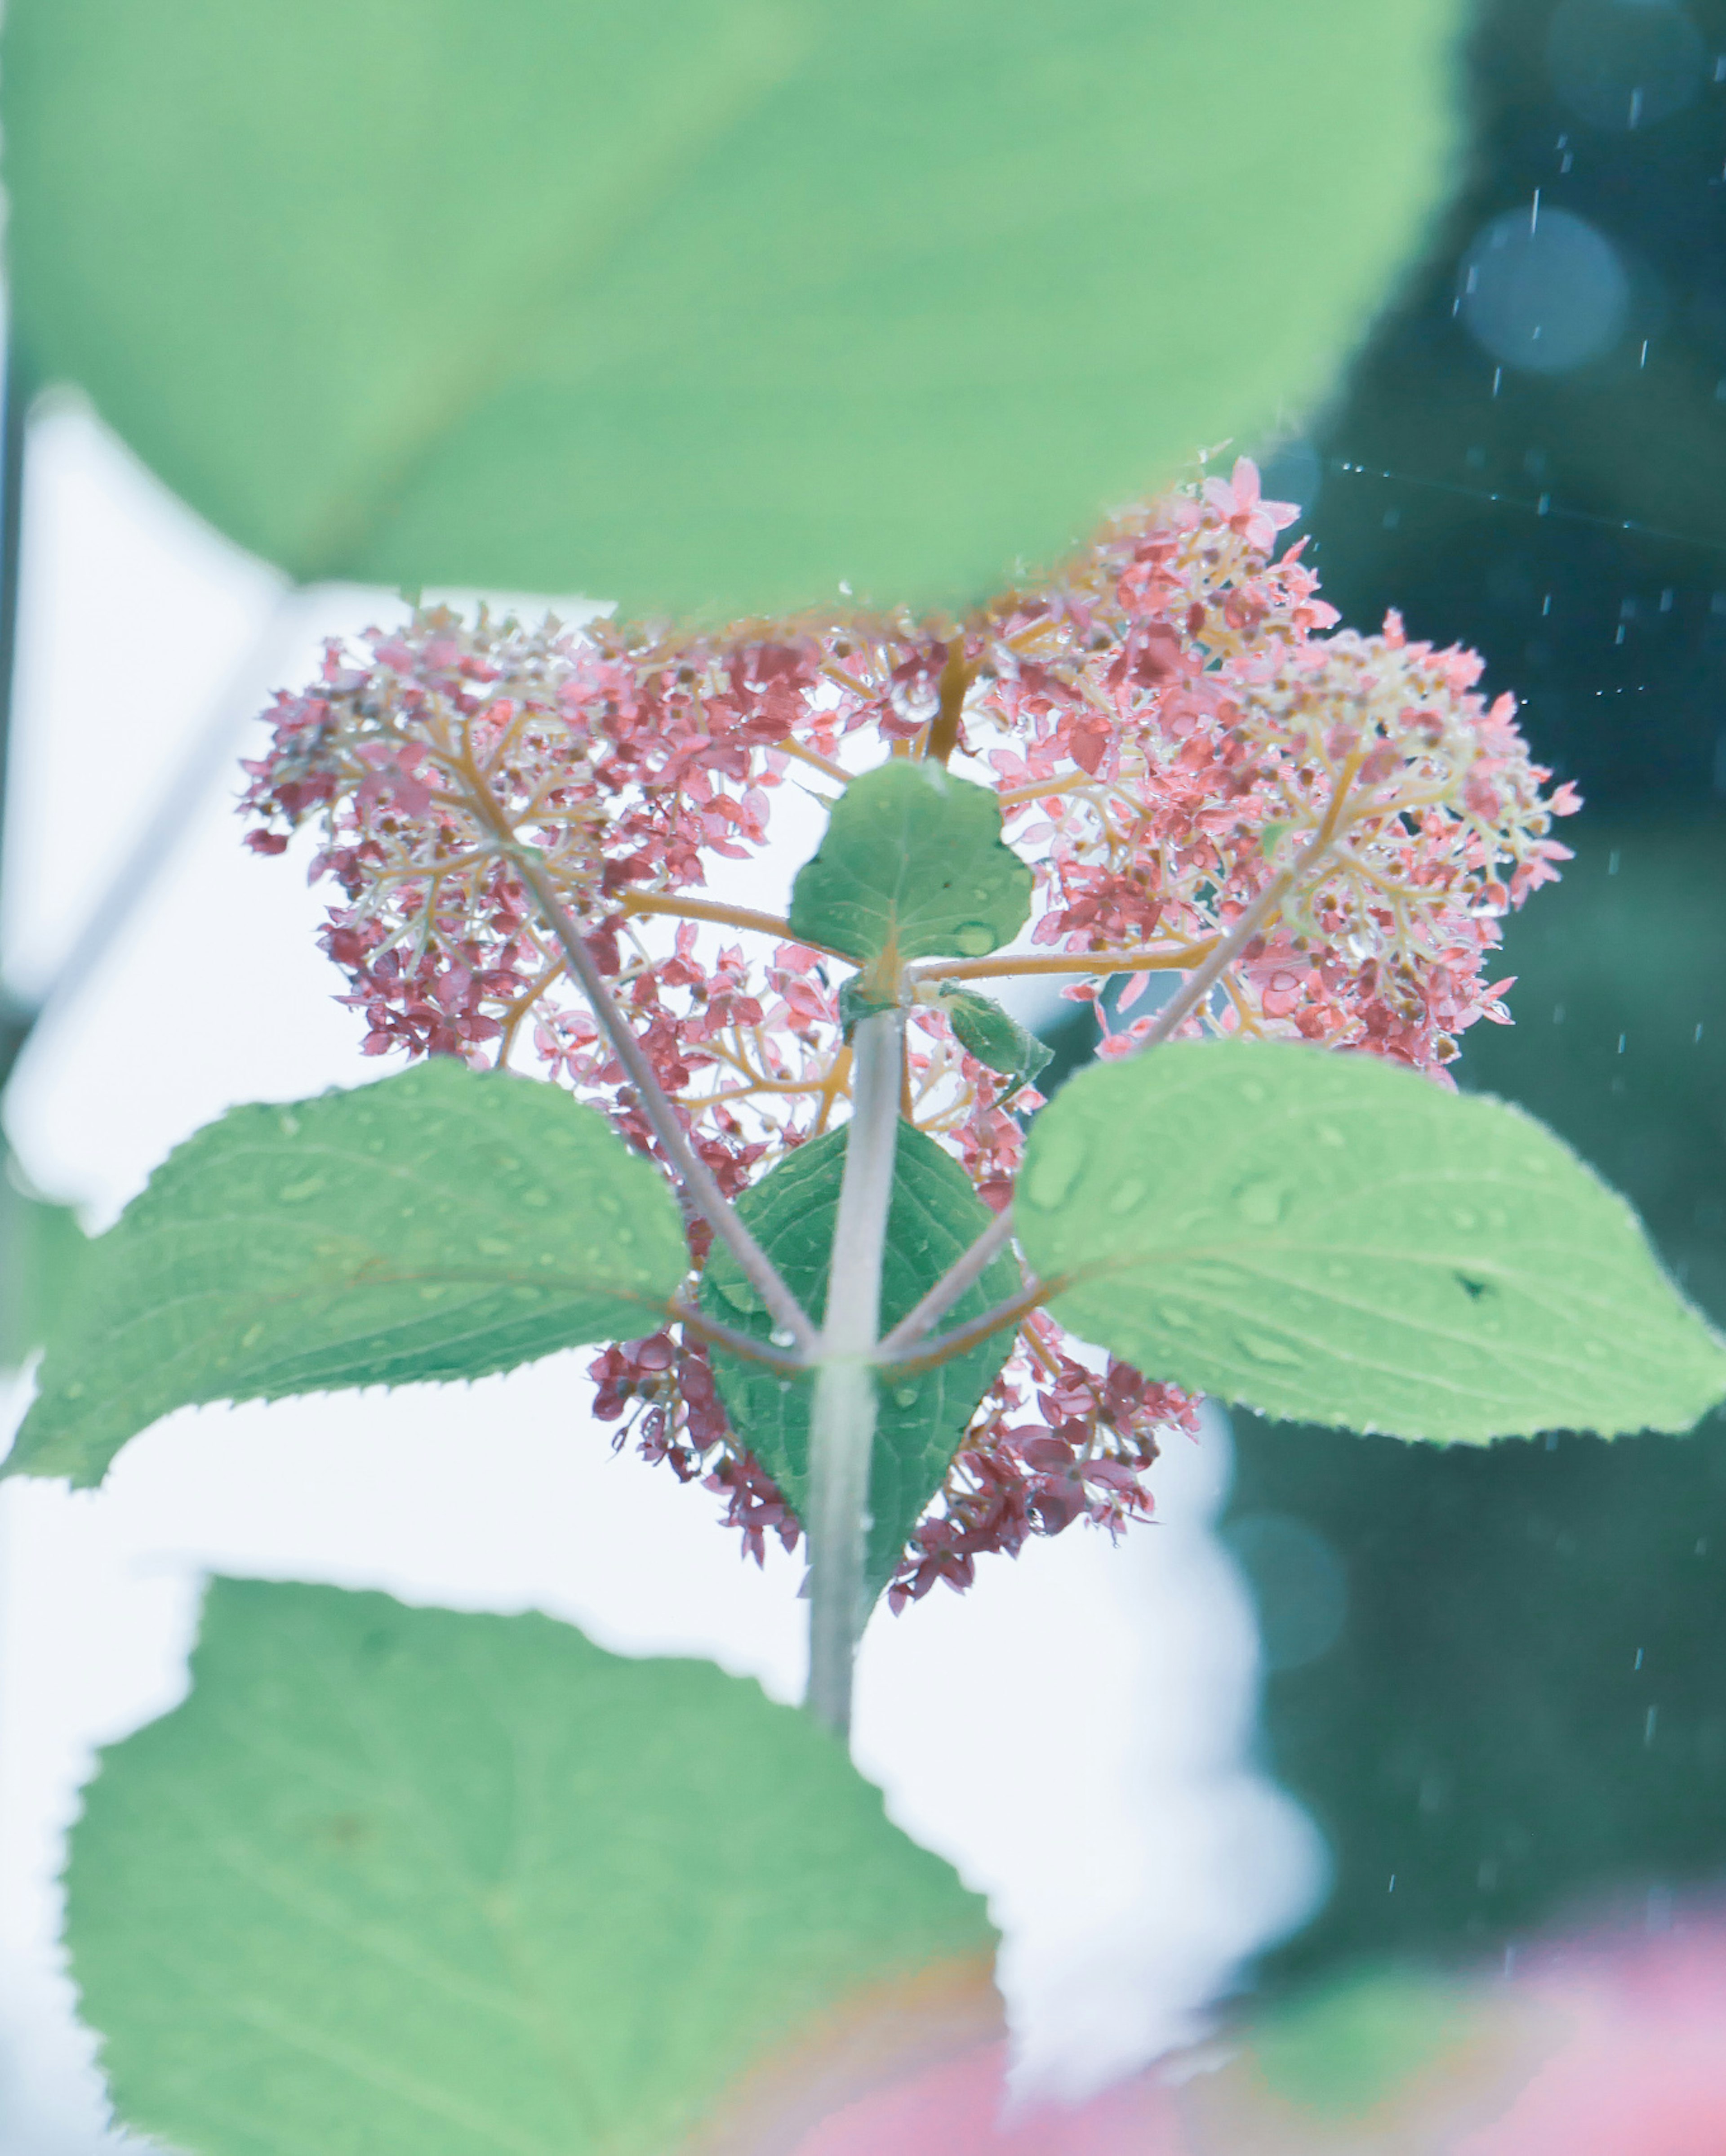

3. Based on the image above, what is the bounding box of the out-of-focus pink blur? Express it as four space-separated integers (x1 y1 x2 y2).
791 1904 1726 2156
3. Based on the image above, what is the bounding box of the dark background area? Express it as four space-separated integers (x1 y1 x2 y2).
1215 0 1726 1991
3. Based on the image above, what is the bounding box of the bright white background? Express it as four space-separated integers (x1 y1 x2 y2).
0 403 1325 2152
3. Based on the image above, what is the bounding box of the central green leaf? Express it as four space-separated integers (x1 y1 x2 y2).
5 1060 690 1488
702 1123 1022 1597
788 760 1032 969
1015 1038 1726 1442
67 1579 998 2156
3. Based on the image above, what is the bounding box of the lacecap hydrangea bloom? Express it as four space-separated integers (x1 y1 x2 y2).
241 458 1578 1606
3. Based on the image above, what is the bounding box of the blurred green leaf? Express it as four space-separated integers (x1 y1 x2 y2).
68 1578 997 2156
702 1122 1019 1597
6 1061 687 1488
789 762 1030 967
1174 1962 1521 2155
0 1157 85 1369
4 0 1465 617
1016 1038 1726 1441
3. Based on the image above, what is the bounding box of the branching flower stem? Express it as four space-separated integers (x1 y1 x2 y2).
497 838 820 1358
805 1003 906 1735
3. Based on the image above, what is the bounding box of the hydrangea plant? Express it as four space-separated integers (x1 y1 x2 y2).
10 457 1726 2154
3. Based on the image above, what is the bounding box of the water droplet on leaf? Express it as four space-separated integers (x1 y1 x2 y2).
1235 1329 1304 1366
1023 1128 1088 1211
953 922 996 956
1233 1177 1287 1227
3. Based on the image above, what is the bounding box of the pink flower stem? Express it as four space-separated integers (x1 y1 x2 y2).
876 1205 1020 1362
876 1279 1056 1376
805 1003 906 1736
668 1301 807 1376
508 846 820 1358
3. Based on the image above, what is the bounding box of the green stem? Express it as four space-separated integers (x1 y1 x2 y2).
805 1005 905 1736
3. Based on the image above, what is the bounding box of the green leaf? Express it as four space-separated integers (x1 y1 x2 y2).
0 1156 86 1370
788 762 1031 970
4 0 1464 617
5 1060 688 1488
67 1579 998 2156
1015 1038 1726 1442
702 1123 1021 1597
937 986 1053 1099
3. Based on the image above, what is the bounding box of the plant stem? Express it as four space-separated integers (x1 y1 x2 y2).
805 1004 905 1735
909 936 1213 986
509 849 819 1357
619 890 801 944
877 1279 1053 1374
877 1203 1018 1359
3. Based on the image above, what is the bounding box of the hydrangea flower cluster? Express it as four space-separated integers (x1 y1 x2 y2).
241 458 1577 1604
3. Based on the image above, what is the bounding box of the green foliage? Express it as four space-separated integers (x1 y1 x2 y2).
935 985 1053 1098
788 762 1031 969
0 1157 85 1370
5 1061 688 1488
4 0 1464 617
68 1578 996 2156
703 1123 1020 1597
1015 1038 1726 1442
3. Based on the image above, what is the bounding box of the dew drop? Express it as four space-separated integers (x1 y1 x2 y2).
277 1112 301 1138
1235 1329 1304 1366
770 1327 797 1349
278 1176 326 1204
1234 1177 1287 1228
1106 1176 1146 1216
596 1194 622 1216
1452 1207 1479 1232
953 922 996 956
240 1323 265 1350
1159 1304 1195 1331
1023 1128 1088 1211
894 1385 920 1408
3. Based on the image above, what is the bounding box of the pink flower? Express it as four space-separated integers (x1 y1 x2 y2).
242 465 1571 1601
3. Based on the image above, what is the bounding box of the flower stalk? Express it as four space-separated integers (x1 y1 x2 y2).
508 844 820 1358
805 1003 906 1733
